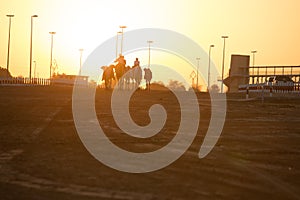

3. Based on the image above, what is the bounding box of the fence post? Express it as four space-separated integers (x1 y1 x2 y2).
262 85 265 103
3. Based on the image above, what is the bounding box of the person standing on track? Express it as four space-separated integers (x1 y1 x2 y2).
144 68 152 91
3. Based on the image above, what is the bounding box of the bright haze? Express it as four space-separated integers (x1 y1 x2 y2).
0 0 299 87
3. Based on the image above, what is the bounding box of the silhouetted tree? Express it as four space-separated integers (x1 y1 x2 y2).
152 81 165 86
168 80 186 91
151 81 168 91
210 84 220 93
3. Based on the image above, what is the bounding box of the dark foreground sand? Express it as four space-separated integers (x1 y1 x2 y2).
0 86 299 200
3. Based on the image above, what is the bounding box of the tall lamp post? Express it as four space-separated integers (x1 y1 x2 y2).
79 49 84 76
221 35 228 93
208 44 214 91
147 40 153 68
6 14 14 78
49 32 56 79
251 50 257 84
119 25 127 55
196 57 200 91
29 15 38 79
33 61 37 79
115 31 122 58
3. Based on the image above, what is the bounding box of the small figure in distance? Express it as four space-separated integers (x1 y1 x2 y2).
134 58 140 67
133 58 142 89
115 54 126 65
144 68 152 91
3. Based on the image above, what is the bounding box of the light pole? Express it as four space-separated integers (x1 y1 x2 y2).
251 50 257 84
33 61 36 78
6 14 14 78
208 44 214 91
115 31 122 58
119 25 127 55
196 57 200 91
79 49 84 76
147 40 153 68
29 15 38 79
49 32 56 79
190 71 196 88
221 35 228 93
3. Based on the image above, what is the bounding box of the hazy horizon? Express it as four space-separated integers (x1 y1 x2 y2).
0 0 299 87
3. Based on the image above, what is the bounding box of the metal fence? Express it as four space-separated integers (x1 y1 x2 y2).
239 82 300 93
0 77 50 86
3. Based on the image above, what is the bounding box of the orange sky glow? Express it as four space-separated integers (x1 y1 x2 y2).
0 0 299 88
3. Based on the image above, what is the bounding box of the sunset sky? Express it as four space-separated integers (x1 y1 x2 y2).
0 0 299 87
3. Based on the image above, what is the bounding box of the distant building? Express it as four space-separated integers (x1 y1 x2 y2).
51 73 89 87
223 55 300 92
223 55 250 92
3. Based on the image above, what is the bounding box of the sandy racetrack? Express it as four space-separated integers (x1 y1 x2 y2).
0 86 300 199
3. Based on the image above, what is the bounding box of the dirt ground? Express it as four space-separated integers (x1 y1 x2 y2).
0 86 300 200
